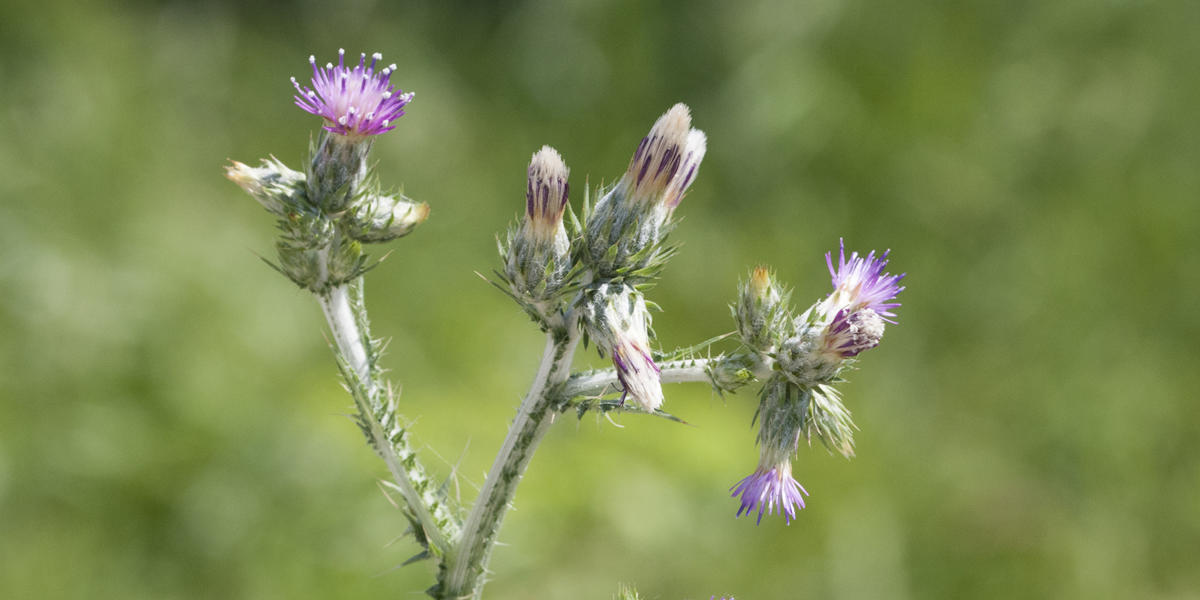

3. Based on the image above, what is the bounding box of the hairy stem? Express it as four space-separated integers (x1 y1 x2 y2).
319 282 375 392
441 319 581 600
318 280 457 555
560 353 771 401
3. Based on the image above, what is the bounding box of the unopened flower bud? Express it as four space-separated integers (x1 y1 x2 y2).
524 146 570 244
504 147 572 309
582 284 664 411
225 158 307 216
748 266 778 302
735 266 790 353
618 104 705 210
345 193 430 243
584 104 706 279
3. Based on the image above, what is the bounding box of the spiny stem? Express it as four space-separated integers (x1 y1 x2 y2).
318 279 457 555
441 318 581 600
560 353 771 401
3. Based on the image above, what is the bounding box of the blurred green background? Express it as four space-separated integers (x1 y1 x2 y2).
2 0 1198 598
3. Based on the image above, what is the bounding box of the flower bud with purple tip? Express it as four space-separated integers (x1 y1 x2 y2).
584 104 706 280
582 284 664 412
616 104 706 211
503 147 573 316
523 146 571 245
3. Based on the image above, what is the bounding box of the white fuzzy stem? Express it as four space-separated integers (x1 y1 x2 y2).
561 355 771 400
442 321 581 599
319 284 373 390
317 282 452 554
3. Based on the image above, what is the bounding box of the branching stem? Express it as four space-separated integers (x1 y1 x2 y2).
560 353 772 401
441 316 581 600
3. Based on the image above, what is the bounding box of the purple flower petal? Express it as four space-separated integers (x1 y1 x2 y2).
291 49 414 137
730 465 809 525
825 238 905 322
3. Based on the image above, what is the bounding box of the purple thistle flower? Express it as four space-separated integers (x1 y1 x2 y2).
825 238 905 322
730 462 809 524
291 49 414 137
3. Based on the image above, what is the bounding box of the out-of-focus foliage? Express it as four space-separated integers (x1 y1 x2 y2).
2 0 1198 598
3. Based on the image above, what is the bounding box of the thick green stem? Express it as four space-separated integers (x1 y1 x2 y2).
440 320 581 600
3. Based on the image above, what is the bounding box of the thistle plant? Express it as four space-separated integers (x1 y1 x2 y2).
227 50 906 600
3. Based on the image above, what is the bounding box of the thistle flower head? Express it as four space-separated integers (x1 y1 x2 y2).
619 103 706 210
824 238 905 322
730 460 809 525
292 49 414 137
524 145 570 243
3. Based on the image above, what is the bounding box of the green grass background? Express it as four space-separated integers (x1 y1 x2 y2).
2 0 1198 598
